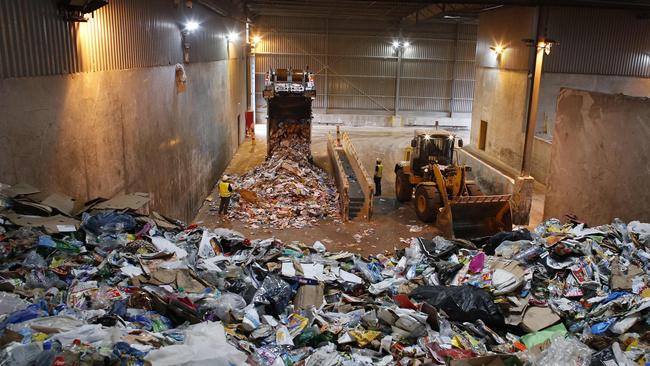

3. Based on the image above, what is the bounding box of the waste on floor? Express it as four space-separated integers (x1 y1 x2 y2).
0 182 649 365
207 137 340 229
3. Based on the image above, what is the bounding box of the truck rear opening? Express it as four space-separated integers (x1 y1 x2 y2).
263 68 315 158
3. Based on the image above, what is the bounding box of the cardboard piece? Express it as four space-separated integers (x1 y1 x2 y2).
151 212 180 230
521 306 561 332
1 183 40 197
41 193 75 216
239 190 259 204
93 192 150 211
1 212 80 233
293 284 324 309
611 260 643 290
10 199 53 216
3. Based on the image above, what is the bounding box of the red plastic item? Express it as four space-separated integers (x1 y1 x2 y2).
393 294 417 310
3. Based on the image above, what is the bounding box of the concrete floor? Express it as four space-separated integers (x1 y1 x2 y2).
194 124 545 255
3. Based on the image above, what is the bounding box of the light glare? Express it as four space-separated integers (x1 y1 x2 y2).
186 21 199 32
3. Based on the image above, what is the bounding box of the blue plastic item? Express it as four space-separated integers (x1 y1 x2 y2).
591 319 615 335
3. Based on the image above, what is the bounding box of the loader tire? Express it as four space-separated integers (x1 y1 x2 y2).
415 185 442 223
395 169 413 202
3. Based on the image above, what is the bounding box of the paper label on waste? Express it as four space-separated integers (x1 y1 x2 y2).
56 224 77 232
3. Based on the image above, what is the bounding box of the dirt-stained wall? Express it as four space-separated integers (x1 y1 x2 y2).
0 59 247 222
544 88 650 224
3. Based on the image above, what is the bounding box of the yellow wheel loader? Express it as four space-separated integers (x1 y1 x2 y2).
394 130 512 239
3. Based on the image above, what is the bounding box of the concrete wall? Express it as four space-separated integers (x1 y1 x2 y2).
308 111 471 128
470 6 536 174
530 137 552 184
544 88 650 223
0 59 247 221
535 73 650 139
470 67 530 170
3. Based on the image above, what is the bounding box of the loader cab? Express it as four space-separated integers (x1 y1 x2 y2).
411 133 455 173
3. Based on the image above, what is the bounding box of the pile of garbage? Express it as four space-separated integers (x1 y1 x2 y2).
216 138 340 229
1 183 650 366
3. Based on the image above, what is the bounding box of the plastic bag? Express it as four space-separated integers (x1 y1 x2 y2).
144 321 247 366
22 251 47 268
410 285 504 326
253 274 292 316
354 258 382 283
494 240 531 259
531 336 592 366
0 292 31 315
81 212 136 236
206 292 246 324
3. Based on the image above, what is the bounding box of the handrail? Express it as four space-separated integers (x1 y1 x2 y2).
327 133 349 222
341 132 374 220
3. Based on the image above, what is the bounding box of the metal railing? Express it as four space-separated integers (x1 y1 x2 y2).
341 132 374 220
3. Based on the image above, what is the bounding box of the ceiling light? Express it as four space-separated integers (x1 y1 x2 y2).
392 40 400 48
252 35 262 44
403 41 411 48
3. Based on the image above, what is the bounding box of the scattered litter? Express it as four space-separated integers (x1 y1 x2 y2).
212 138 339 229
0 182 649 365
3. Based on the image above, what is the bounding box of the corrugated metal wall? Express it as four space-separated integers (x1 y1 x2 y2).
543 7 650 77
253 16 477 115
0 0 242 78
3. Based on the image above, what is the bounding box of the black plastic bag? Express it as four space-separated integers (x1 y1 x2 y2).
81 212 137 236
473 229 532 255
410 285 504 326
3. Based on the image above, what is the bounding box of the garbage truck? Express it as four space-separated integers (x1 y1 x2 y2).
262 68 316 158
394 129 513 239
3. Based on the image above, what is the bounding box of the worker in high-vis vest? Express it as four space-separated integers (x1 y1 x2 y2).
374 158 383 196
218 175 234 215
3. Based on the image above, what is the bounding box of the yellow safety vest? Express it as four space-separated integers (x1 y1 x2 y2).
375 163 383 178
218 181 232 198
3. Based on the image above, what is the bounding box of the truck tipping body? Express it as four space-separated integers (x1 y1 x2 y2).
263 68 316 158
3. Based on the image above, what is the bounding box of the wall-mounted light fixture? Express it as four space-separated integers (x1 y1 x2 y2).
523 38 559 55
181 20 200 64
58 0 108 22
226 31 240 42
185 21 199 33
538 41 556 55
489 44 506 56
391 40 411 49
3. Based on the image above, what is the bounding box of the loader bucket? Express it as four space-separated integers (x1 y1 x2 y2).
437 195 513 239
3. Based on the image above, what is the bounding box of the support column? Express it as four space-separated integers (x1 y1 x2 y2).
512 6 545 225
394 46 403 126
249 53 256 123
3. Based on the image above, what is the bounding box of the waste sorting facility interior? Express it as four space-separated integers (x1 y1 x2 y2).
0 0 650 365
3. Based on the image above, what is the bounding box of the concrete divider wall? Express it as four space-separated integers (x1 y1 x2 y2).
457 149 515 195
341 132 374 220
0 60 247 222
327 133 350 221
544 88 650 223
